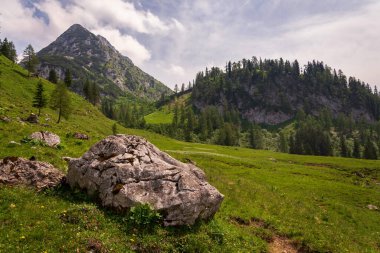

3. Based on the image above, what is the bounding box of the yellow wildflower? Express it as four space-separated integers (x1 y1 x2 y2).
10 203 16 208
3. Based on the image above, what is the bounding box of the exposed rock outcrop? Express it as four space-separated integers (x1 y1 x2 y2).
73 132 89 140
0 157 64 190
66 134 224 226
29 131 60 147
25 113 38 123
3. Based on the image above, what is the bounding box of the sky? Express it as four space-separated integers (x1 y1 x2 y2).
1 0 379 90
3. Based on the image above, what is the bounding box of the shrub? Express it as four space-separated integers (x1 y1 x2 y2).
127 203 161 232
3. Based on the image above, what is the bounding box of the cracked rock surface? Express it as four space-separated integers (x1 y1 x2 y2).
29 131 61 147
0 157 64 190
66 134 224 226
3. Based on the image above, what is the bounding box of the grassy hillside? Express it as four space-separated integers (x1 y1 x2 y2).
145 93 190 125
1 56 380 252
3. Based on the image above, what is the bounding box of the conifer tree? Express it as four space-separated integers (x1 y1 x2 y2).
364 140 378 160
23 44 38 77
172 103 179 127
83 79 90 100
174 84 179 94
48 69 58 84
64 69 72 87
32 80 47 116
0 38 17 63
340 135 349 157
50 82 71 123
353 139 361 158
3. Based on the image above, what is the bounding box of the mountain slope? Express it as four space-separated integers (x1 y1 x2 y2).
191 58 380 125
36 24 172 100
1 55 380 252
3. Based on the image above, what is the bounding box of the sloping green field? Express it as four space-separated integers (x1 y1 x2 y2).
0 56 379 252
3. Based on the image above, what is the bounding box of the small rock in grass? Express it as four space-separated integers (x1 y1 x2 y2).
367 204 378 210
0 116 11 122
25 113 38 124
8 141 21 146
73 132 89 140
29 131 61 147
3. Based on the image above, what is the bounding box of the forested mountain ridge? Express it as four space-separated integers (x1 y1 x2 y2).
35 24 172 100
191 58 380 125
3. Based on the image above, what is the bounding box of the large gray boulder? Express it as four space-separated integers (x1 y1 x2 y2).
0 157 64 190
66 135 224 226
29 131 60 147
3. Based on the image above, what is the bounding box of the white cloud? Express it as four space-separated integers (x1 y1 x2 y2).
91 27 151 65
1 0 379 89
168 64 185 76
0 0 179 65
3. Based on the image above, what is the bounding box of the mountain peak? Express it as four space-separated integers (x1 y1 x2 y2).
35 24 172 101
67 24 87 31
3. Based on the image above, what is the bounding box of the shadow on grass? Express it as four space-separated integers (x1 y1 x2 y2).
45 182 206 235
12 69 28 78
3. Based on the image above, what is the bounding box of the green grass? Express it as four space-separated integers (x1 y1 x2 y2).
145 110 173 124
1 55 380 252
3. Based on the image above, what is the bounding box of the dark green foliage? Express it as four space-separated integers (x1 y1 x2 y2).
126 204 161 232
50 82 72 123
64 69 72 87
217 123 239 146
23 44 38 76
340 135 349 157
353 139 361 158
292 117 333 156
192 57 380 123
278 131 289 153
32 80 47 116
0 38 17 63
364 140 378 160
185 107 195 141
83 79 100 105
101 98 114 118
48 69 58 84
112 123 118 135
249 124 264 149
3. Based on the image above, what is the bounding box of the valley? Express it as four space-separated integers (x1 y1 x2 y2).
0 55 379 252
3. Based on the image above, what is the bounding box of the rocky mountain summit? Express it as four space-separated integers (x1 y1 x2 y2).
66 134 224 226
37 24 171 100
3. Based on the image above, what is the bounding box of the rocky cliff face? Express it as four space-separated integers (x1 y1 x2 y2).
37 24 172 100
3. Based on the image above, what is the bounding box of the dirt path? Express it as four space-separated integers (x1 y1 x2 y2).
230 216 302 253
268 236 298 253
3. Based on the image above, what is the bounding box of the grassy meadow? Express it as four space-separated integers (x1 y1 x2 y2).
0 56 379 252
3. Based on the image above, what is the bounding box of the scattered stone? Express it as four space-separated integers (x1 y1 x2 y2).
41 123 51 127
0 116 11 122
355 171 365 178
73 132 89 140
367 204 379 210
87 238 106 253
8 141 21 146
66 134 224 226
29 131 61 147
25 113 38 123
0 157 64 190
